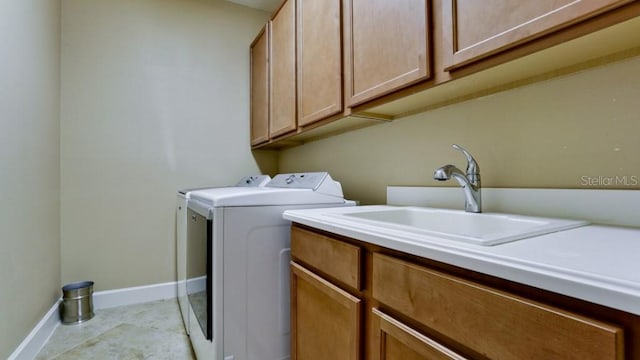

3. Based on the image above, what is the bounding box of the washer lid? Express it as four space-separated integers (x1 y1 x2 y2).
178 174 271 196
188 172 347 207
189 187 347 207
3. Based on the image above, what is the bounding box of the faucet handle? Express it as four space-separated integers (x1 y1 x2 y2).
452 144 479 175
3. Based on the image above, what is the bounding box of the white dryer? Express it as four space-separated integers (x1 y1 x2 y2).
176 175 271 334
186 172 355 360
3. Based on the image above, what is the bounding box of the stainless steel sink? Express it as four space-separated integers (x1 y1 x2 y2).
339 207 589 246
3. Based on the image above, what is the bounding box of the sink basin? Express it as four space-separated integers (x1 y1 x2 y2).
339 207 589 246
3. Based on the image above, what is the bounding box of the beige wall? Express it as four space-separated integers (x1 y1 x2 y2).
0 0 61 357
279 55 640 205
60 0 274 291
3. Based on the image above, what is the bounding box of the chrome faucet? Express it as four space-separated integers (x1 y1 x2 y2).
433 144 482 213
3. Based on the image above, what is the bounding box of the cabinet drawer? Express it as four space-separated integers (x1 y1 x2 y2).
372 253 624 360
291 226 362 290
372 308 467 360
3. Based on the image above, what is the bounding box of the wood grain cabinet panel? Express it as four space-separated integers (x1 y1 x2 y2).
291 226 361 290
297 0 343 126
291 262 361 360
344 0 431 107
372 308 467 360
372 253 624 360
269 0 297 138
443 0 633 70
250 26 269 146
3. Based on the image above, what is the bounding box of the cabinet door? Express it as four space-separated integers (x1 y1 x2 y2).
344 0 431 107
297 0 343 126
443 0 632 70
372 309 467 360
291 262 361 360
250 26 269 146
269 0 297 138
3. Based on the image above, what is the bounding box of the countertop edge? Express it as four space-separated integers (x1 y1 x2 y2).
284 210 640 316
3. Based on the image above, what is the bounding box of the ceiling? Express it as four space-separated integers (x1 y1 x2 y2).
226 0 280 12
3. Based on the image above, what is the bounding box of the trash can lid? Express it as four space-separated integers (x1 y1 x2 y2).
62 281 94 292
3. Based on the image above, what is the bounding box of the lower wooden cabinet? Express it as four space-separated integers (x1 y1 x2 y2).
290 224 638 360
291 226 362 290
372 253 624 360
372 308 466 360
290 262 361 360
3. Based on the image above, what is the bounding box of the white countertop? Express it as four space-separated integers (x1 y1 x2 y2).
283 205 640 315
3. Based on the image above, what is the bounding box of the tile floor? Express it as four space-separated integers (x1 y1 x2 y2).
36 299 195 359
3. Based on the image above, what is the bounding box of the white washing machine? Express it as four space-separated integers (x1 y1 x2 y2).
186 172 355 360
176 175 271 335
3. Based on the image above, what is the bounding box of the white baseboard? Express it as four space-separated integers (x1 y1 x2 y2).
93 280 177 310
8 300 61 360
8 281 177 360
185 276 206 294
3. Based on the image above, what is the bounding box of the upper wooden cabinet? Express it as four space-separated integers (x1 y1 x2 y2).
251 0 640 148
297 0 343 127
250 25 269 146
443 0 633 70
344 0 431 107
269 0 297 138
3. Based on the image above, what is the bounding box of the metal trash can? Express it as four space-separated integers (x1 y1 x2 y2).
60 281 94 324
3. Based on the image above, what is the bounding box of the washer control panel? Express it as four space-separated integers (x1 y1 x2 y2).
235 175 271 187
267 172 344 197
267 172 329 189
